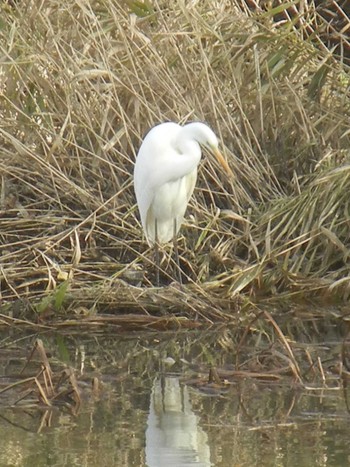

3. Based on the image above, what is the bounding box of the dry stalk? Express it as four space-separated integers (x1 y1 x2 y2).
0 0 349 317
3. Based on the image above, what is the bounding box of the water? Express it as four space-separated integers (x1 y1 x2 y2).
0 318 349 467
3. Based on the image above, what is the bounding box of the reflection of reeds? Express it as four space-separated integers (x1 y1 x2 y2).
0 339 81 424
0 1 349 316
0 318 347 464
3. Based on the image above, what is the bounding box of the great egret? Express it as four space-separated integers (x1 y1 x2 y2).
133 121 232 283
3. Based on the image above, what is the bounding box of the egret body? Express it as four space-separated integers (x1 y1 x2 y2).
133 121 231 248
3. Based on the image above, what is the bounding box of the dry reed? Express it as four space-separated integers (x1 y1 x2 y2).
0 0 349 320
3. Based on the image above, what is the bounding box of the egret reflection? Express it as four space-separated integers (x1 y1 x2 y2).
145 376 211 467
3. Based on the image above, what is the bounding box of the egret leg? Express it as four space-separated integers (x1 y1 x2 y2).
173 219 183 285
155 219 160 287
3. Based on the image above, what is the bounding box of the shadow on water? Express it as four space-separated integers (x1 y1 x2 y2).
0 308 350 466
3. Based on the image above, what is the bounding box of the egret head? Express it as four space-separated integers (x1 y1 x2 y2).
182 122 233 177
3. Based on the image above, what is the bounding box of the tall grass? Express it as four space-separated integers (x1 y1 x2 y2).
0 0 349 316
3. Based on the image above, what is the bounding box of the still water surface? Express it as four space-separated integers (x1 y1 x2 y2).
0 318 349 467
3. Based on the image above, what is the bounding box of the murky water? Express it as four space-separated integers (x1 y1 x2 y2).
0 314 349 467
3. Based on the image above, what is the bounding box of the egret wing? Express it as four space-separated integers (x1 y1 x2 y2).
134 174 153 231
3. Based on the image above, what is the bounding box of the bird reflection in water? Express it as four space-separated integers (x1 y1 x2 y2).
145 376 211 467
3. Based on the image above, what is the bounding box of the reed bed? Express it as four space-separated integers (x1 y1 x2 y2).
0 0 349 320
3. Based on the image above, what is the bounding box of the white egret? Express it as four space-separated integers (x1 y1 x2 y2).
133 121 232 283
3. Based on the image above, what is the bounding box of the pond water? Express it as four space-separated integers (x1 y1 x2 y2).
0 313 349 467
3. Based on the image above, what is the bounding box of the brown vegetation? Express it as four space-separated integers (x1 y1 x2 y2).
0 1 349 320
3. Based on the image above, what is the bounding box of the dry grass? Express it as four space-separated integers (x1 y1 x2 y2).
0 0 349 319
0 339 81 422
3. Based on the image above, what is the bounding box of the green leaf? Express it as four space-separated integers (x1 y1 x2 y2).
35 295 52 314
267 47 288 76
56 335 71 364
260 1 299 18
54 280 69 311
308 63 329 99
229 264 264 295
128 1 154 17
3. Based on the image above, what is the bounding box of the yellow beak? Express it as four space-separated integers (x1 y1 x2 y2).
213 147 233 178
